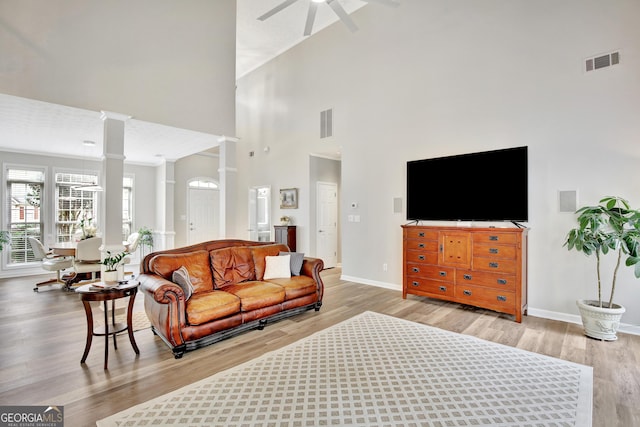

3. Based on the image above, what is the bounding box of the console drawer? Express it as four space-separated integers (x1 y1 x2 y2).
472 242 517 260
473 232 518 245
455 285 516 311
406 278 454 297
457 270 516 291
473 256 518 274
405 249 438 264
405 229 439 240
405 239 439 251
406 263 454 281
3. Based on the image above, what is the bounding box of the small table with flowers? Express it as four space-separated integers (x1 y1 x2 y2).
75 281 140 369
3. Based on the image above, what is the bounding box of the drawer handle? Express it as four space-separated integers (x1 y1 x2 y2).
439 286 447 292
489 248 499 254
439 271 447 277
412 267 420 273
412 281 419 287
418 243 425 248
463 274 472 280
489 262 499 268
497 279 507 285
418 255 425 260
419 232 425 237
489 235 499 241
463 290 472 296
497 295 507 302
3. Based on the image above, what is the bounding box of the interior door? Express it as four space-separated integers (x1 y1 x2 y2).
316 182 338 268
188 187 219 244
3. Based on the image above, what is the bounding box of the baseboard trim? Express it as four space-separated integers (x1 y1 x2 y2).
341 275 640 337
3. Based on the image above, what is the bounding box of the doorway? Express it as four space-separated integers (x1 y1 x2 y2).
187 178 219 245
316 181 338 268
248 186 271 242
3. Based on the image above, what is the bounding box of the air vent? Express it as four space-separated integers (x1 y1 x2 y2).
585 51 620 72
320 108 333 139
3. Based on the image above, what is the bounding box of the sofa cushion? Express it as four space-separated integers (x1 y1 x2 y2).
149 250 213 294
223 281 286 311
264 275 318 300
210 246 256 289
186 290 241 325
264 254 291 280
251 244 289 280
172 266 194 300
280 251 304 276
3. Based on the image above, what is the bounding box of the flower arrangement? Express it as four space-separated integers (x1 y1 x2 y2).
77 212 97 240
101 250 129 272
280 216 292 225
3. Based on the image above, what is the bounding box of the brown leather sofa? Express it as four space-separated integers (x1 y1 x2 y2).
138 240 324 358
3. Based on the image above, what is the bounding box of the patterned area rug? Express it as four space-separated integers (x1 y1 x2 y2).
94 311 151 332
97 311 592 427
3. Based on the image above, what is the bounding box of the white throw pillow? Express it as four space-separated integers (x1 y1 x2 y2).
264 254 291 280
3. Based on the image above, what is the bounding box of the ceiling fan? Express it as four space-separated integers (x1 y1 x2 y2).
257 0 400 36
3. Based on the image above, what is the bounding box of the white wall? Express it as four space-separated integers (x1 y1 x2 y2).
0 0 237 136
236 0 640 327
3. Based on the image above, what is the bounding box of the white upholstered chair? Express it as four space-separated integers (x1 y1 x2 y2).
122 232 140 274
123 232 140 254
28 237 74 292
73 237 103 281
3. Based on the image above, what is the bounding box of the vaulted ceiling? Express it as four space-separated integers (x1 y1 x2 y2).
1 0 373 165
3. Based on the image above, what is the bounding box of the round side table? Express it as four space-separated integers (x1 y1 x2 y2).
76 281 140 369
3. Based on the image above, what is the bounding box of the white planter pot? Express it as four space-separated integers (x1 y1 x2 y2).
102 270 119 283
576 299 626 341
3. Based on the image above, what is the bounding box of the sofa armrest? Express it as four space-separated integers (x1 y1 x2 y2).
139 273 187 348
300 257 325 302
139 273 185 303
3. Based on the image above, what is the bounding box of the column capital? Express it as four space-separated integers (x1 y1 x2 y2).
100 111 132 122
218 135 240 144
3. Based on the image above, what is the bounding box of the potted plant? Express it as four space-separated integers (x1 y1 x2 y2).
138 226 154 259
0 230 9 252
101 250 128 282
564 196 640 340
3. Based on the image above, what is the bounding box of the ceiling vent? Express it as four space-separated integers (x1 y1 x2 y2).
320 108 333 139
585 51 619 72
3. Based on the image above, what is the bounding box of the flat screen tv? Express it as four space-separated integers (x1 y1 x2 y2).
406 146 528 222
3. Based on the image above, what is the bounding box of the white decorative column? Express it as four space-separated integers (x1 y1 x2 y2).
155 159 176 250
218 136 239 238
100 111 130 279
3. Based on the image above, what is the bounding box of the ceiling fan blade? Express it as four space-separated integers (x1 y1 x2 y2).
361 0 400 7
327 0 358 32
257 0 300 21
303 2 319 36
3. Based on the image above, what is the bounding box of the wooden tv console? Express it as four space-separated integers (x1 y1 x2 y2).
402 225 528 322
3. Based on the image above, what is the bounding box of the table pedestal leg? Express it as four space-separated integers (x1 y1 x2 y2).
103 300 109 370
80 301 93 364
127 289 140 354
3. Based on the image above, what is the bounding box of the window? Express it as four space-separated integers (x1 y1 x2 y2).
123 175 134 241
55 172 98 243
188 180 218 189
6 167 45 264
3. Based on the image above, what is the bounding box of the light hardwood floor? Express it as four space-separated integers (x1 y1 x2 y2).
1 267 638 426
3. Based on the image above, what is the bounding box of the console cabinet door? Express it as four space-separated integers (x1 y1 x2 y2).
439 231 471 268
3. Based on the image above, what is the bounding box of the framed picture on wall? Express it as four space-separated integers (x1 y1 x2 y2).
280 188 298 209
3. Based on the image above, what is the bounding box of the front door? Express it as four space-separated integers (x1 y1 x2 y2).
188 187 219 244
